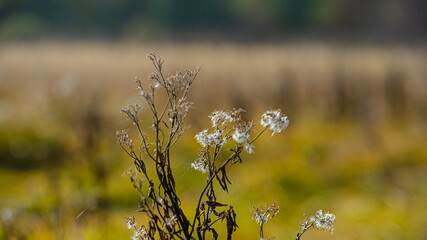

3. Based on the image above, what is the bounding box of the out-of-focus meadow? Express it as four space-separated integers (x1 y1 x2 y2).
1 0 427 239
1 42 426 239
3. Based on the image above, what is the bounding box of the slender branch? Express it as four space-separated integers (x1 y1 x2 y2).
296 222 315 240
249 126 268 144
190 151 239 236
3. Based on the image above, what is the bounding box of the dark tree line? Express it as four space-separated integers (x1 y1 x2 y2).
0 0 425 40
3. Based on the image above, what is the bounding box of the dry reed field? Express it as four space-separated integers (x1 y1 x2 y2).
1 42 426 122
0 42 426 239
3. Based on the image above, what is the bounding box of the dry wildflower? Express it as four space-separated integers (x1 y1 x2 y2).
121 104 142 122
136 86 146 98
260 110 289 135
125 216 136 229
195 129 226 147
209 110 233 127
147 72 159 82
251 202 280 225
116 130 133 150
232 129 250 144
251 202 280 240
118 53 298 240
297 210 336 240
209 129 226 146
150 82 160 90
178 101 194 113
132 226 147 240
146 52 164 71
313 210 335 233
191 158 209 174
195 129 209 147
244 143 254 154
146 52 156 61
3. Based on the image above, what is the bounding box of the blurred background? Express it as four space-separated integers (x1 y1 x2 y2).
0 0 426 239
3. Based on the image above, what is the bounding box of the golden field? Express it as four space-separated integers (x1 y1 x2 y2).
0 42 426 240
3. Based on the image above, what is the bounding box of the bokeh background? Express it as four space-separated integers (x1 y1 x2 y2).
1 1 426 239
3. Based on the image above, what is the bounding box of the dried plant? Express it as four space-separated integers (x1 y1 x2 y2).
296 210 336 240
117 52 334 240
251 202 280 239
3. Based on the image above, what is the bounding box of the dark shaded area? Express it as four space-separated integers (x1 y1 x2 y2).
0 0 426 41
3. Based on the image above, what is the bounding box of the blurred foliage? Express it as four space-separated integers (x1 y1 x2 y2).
0 43 426 239
0 13 49 40
0 0 426 40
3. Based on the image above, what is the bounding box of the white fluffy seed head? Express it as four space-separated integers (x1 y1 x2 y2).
299 210 336 234
195 129 209 147
244 144 254 154
191 158 209 174
209 110 233 128
195 129 226 147
314 210 335 233
260 110 289 135
232 129 249 144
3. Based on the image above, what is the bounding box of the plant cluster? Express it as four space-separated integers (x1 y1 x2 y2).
117 53 334 240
